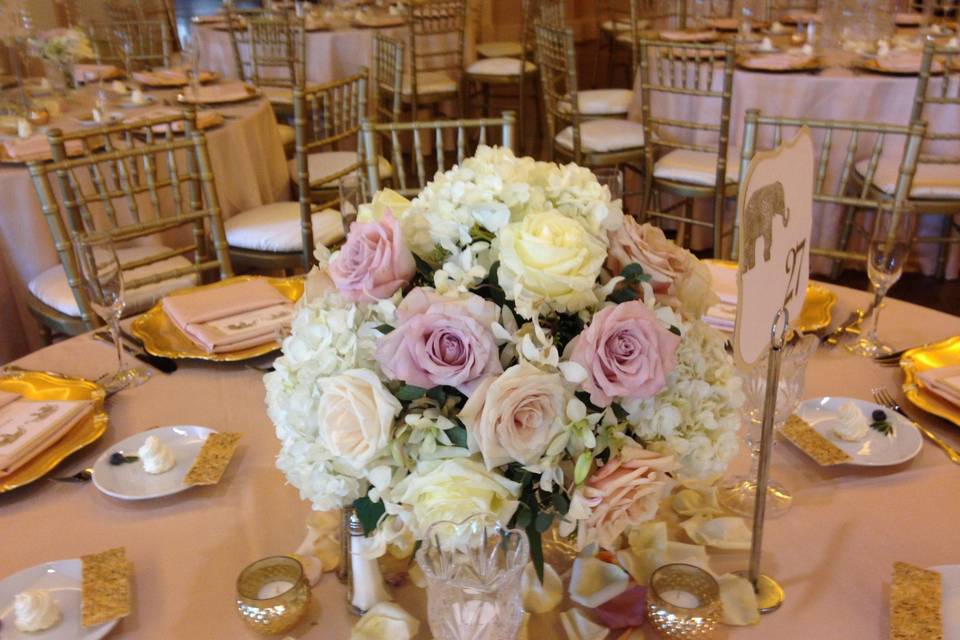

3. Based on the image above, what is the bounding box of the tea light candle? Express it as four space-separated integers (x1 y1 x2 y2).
660 589 701 608
257 580 293 599
235 556 311 635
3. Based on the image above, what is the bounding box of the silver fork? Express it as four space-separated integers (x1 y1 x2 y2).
871 387 960 465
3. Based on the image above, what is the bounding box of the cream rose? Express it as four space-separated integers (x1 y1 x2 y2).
316 369 401 470
356 188 413 223
497 210 606 318
459 361 569 469
388 458 521 538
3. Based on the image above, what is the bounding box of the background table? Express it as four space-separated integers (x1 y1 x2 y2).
0 86 291 364
2 283 959 638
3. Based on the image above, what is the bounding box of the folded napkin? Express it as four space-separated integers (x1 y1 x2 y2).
0 390 18 410
660 29 718 42
0 395 93 477
918 365 960 407
2 135 82 162
73 64 121 83
742 53 814 70
162 279 294 353
124 107 224 132
703 262 738 331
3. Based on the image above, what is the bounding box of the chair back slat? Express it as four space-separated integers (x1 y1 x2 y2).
534 23 581 160
90 19 171 71
911 42 960 166
372 33 404 123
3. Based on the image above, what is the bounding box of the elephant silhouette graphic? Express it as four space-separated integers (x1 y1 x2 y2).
742 181 789 273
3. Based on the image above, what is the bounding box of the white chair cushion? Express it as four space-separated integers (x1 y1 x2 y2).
287 151 393 187
225 202 345 252
561 89 633 116
28 245 196 318
653 149 741 186
477 41 523 58
400 71 458 97
277 123 295 146
856 158 960 199
465 57 536 76
603 19 648 32
555 118 645 153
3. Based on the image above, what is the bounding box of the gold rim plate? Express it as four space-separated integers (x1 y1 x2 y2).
131 275 303 362
705 259 837 333
901 335 960 427
737 56 822 73
0 371 108 493
854 58 943 76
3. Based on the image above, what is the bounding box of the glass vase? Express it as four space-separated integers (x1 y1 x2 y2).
415 514 529 640
43 58 76 94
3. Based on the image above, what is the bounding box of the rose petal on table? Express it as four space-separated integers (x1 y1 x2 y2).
672 486 724 517
570 555 630 608
679 515 752 551
593 584 647 629
522 561 563 613
560 607 610 640
351 601 419 640
717 573 760 626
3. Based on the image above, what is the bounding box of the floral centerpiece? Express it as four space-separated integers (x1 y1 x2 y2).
265 147 744 576
28 28 94 91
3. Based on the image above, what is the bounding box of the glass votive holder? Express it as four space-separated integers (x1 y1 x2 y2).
236 555 311 635
646 563 720 639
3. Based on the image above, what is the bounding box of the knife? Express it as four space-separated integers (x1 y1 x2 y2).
93 331 178 374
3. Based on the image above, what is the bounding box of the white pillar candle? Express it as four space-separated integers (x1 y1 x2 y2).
660 589 701 609
257 580 293 600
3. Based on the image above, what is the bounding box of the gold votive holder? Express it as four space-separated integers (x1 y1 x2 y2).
236 555 311 635
646 563 720 639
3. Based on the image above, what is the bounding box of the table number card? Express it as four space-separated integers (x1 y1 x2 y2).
734 128 815 366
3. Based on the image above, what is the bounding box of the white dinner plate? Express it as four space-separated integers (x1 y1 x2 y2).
793 397 922 466
92 425 215 500
0 560 117 639
931 565 960 640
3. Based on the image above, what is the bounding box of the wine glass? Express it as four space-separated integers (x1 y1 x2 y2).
718 333 818 519
338 171 366 230
592 167 623 202
180 26 202 98
73 231 151 392
850 202 915 357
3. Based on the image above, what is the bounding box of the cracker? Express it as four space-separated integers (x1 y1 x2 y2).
183 432 241 486
780 415 851 465
81 547 131 628
891 561 942 640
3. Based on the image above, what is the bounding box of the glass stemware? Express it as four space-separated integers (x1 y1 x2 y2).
338 172 366 230
718 333 818 519
592 166 623 203
850 202 915 357
73 231 151 392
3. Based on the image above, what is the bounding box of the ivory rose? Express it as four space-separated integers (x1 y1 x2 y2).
315 369 401 470
567 300 680 406
575 443 676 550
375 287 502 394
498 209 606 318
606 218 718 319
459 361 569 469
328 213 415 302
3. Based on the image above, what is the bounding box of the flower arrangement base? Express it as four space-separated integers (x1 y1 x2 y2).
733 570 784 613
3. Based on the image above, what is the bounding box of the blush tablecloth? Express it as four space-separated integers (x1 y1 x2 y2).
1 284 959 638
628 56 960 281
0 87 291 364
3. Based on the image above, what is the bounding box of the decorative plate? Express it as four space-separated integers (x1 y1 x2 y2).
177 82 260 105
0 370 108 493
737 55 822 73
854 58 943 75
130 275 303 362
901 335 960 427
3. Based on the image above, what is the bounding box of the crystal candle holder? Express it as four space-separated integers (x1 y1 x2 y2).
236 556 311 635
646 563 720 639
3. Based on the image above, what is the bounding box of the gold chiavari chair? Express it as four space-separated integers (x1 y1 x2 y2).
638 38 735 257
25 112 233 337
855 42 960 278
734 109 926 268
909 0 958 17
361 112 515 198
225 70 389 271
596 0 687 87
464 0 538 153
765 0 819 20
536 23 646 169
372 33 405 124
404 0 466 119
89 19 172 71
539 0 566 28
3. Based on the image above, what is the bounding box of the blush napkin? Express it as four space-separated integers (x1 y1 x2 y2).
918 365 960 408
162 279 294 353
0 394 93 477
703 262 738 332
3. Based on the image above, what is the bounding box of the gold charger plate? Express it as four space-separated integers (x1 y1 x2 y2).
854 58 944 76
131 275 303 362
737 56 822 73
901 335 960 427
0 370 108 493
704 259 837 333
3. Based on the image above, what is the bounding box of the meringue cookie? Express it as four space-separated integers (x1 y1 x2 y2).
770 20 785 33
560 608 609 640
569 553 630 608
351 602 419 640
521 561 562 613
759 37 775 51
679 515 752 551
138 435 175 474
833 401 869 441
717 573 760 626
14 589 61 632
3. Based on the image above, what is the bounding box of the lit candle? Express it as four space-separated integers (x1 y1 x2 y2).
257 580 294 600
660 589 701 609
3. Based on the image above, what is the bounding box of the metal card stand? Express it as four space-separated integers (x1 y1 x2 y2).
735 307 788 613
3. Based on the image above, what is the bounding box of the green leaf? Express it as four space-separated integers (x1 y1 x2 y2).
535 511 555 533
425 386 447 405
375 323 394 334
552 491 570 515
395 385 428 401
352 496 385 536
446 424 469 448
609 287 639 304
668 325 681 336
621 262 646 281
526 518 544 582
414 254 435 280
514 503 533 529
611 403 628 422
574 451 593 485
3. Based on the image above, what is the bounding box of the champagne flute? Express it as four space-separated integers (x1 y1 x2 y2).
850 202 915 357
73 231 151 392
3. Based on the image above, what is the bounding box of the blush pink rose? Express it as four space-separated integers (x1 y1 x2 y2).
580 444 676 550
375 287 502 394
328 212 415 302
566 300 680 406
606 217 717 319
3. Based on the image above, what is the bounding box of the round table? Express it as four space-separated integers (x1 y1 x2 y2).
2 283 959 638
0 85 292 363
